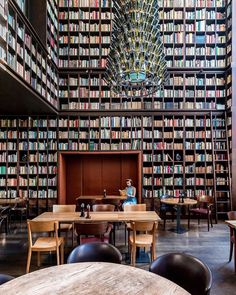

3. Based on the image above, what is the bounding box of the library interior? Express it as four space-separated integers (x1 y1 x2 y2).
0 0 235 294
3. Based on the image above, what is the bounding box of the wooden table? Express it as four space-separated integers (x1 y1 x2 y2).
33 211 161 223
161 198 197 234
34 211 160 247
77 195 127 201
0 262 190 295
225 220 236 272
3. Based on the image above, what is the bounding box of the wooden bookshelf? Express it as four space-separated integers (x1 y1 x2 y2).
2 0 58 110
58 0 111 69
0 117 58 215
0 0 233 217
0 0 7 52
0 113 231 217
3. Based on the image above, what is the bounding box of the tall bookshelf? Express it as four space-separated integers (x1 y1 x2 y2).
2 0 58 108
47 0 59 65
0 117 58 215
0 0 233 217
0 0 7 62
0 113 230 217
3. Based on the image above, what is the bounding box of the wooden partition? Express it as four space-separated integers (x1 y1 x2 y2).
58 151 142 204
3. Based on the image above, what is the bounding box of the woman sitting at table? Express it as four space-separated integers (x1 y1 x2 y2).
120 179 137 207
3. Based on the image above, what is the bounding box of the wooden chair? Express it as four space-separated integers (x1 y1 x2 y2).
92 204 115 212
124 204 146 245
93 204 115 244
188 195 213 231
227 211 236 263
75 222 113 245
129 221 157 266
26 220 64 273
53 204 76 246
103 199 121 211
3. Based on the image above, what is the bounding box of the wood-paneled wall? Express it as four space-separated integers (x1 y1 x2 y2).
58 151 142 204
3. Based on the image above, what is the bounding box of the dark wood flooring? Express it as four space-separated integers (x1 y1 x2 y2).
0 219 235 295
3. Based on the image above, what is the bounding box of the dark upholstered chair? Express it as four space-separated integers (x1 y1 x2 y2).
67 242 122 264
150 253 212 295
10 197 28 226
0 206 11 234
75 222 113 244
188 195 213 231
159 195 176 230
0 274 14 285
227 211 236 262
92 204 115 212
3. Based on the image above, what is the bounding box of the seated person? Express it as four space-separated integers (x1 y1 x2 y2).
121 179 137 207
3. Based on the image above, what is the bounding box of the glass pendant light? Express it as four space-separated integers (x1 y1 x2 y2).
105 0 168 97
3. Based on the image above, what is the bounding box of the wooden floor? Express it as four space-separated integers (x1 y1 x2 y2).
0 219 235 295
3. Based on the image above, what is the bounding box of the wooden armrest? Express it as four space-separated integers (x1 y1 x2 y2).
207 204 213 209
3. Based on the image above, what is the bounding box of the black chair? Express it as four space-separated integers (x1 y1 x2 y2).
67 242 122 264
0 206 11 234
0 274 14 285
159 195 176 229
150 253 212 295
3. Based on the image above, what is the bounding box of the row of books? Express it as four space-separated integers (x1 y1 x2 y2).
59 47 109 56
59 10 112 20
159 0 225 8
58 0 110 8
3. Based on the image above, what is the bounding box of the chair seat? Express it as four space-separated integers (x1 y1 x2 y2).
129 234 153 246
190 208 211 214
32 237 64 250
80 236 109 244
59 223 72 231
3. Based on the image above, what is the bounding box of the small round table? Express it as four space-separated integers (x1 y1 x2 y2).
0 262 190 295
161 198 197 234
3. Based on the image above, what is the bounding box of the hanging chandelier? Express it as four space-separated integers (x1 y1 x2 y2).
105 0 168 97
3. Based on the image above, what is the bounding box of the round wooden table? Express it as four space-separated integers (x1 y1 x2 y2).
0 262 190 295
161 198 197 234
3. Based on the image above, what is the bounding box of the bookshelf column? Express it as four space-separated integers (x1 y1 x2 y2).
231 0 236 209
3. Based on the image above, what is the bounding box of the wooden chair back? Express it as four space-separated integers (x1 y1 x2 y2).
130 221 157 233
196 195 213 210
53 205 76 213
123 204 146 212
28 220 58 233
197 195 213 204
27 220 59 248
92 204 115 212
13 197 28 209
75 222 108 236
227 211 236 220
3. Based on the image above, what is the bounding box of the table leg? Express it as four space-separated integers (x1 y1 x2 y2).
234 229 236 273
176 206 181 233
113 223 116 246
169 205 188 234
72 222 74 248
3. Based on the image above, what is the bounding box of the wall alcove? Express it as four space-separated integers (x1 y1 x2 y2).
58 151 142 204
